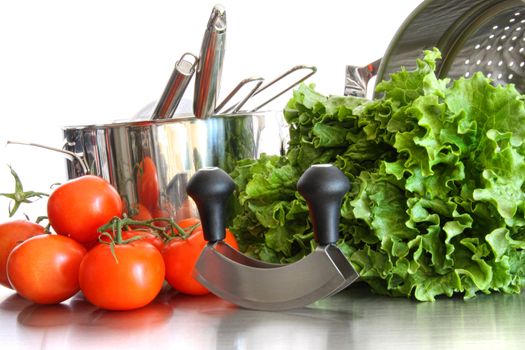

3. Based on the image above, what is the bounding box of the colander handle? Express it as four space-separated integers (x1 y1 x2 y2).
344 58 381 98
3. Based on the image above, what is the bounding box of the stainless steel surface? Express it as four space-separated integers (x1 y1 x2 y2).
376 0 525 95
193 5 227 119
195 244 359 311
151 52 198 120
211 241 282 268
2 284 525 350
344 59 381 97
62 112 286 222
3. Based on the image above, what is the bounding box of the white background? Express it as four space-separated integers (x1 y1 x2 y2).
0 0 422 222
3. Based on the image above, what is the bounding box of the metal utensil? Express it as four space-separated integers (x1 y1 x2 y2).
186 165 359 311
214 76 265 114
214 65 317 115
151 52 198 120
193 5 227 119
240 65 317 113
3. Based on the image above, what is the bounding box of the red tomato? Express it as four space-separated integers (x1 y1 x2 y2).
7 234 86 304
122 230 165 252
79 241 165 310
81 239 99 251
176 217 238 250
47 175 123 243
162 219 238 295
0 220 45 289
137 157 160 214
129 203 153 222
99 229 165 252
177 217 201 229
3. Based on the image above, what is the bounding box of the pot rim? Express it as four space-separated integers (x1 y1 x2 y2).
62 111 277 131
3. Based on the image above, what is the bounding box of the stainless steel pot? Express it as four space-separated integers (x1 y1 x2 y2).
62 112 287 222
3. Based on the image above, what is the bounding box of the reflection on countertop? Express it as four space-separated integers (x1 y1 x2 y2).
1 282 524 350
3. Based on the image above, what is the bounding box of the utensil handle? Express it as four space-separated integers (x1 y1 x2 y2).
297 164 350 245
246 65 317 113
193 5 227 119
344 59 381 98
152 52 198 120
186 167 235 242
214 76 264 114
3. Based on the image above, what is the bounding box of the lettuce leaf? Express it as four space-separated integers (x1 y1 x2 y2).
229 48 525 301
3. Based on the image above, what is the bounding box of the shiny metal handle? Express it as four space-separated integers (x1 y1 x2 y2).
193 5 227 119
6 140 89 175
214 76 264 114
152 52 198 120
245 65 317 113
344 59 381 98
297 164 350 245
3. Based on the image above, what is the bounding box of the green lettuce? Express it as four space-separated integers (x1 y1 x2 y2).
229 48 525 301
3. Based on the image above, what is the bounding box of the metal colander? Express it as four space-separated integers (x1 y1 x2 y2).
346 0 525 97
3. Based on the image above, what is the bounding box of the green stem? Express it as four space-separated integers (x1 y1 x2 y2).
97 232 119 264
115 217 123 244
98 215 200 246
0 165 49 217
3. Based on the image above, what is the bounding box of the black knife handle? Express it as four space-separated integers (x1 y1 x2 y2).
297 164 350 245
186 167 235 242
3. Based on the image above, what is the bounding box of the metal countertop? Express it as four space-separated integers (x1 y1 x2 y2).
1 282 523 350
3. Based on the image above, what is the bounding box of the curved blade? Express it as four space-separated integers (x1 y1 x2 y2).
325 246 361 297
213 241 283 268
194 243 359 311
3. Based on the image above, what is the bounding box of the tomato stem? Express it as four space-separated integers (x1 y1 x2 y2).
115 217 123 244
0 165 48 217
98 232 119 264
97 215 192 245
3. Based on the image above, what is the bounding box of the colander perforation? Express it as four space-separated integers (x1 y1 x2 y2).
375 0 525 96
453 6 525 87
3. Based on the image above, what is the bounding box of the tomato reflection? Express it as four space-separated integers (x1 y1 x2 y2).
136 156 160 215
17 303 74 327
84 296 173 330
0 291 33 313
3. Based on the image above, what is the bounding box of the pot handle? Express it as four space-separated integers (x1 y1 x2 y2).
6 140 89 175
344 58 381 98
